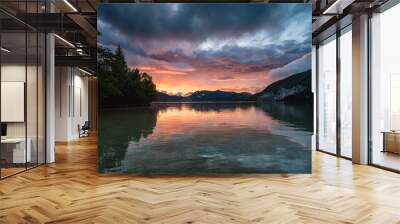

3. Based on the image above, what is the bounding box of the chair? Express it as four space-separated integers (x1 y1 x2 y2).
79 121 90 138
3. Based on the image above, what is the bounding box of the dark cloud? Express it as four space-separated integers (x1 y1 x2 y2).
98 3 311 47
216 76 235 80
144 39 310 74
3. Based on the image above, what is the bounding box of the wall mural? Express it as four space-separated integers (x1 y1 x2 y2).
97 3 313 174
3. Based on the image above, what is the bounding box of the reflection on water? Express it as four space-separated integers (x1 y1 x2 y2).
98 102 312 174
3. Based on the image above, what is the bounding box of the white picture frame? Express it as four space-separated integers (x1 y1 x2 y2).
1 81 25 122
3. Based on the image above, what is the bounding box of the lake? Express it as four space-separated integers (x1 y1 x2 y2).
98 102 313 174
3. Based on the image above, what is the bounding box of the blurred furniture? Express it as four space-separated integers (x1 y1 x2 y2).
78 121 90 138
1 138 31 164
382 131 400 154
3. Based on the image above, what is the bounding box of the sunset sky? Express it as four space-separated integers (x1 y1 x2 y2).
98 3 311 95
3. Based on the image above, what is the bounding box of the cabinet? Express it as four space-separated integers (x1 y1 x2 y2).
382 132 400 154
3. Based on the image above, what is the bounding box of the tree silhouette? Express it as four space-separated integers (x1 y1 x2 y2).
98 46 157 108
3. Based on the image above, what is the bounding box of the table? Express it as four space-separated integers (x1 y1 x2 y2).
1 138 31 163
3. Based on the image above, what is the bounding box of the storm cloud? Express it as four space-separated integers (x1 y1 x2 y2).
98 3 312 94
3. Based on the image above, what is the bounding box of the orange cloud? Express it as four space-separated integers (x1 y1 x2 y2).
130 53 283 95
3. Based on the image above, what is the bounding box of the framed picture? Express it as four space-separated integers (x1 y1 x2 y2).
98 3 312 174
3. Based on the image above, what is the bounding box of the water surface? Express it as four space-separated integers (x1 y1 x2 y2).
98 102 312 174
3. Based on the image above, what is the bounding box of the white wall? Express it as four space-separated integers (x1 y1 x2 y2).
1 63 46 164
55 67 70 141
1 65 26 139
55 67 89 141
72 72 89 138
1 65 41 138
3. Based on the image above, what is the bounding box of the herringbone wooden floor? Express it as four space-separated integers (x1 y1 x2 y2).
1 135 400 224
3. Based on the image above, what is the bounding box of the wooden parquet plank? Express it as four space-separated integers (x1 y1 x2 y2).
0 135 400 223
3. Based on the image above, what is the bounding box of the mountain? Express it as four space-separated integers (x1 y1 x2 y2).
253 70 312 103
156 92 185 102
155 70 311 103
186 90 252 101
156 90 252 102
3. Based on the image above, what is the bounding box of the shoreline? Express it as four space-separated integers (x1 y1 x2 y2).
99 101 257 110
151 101 256 104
